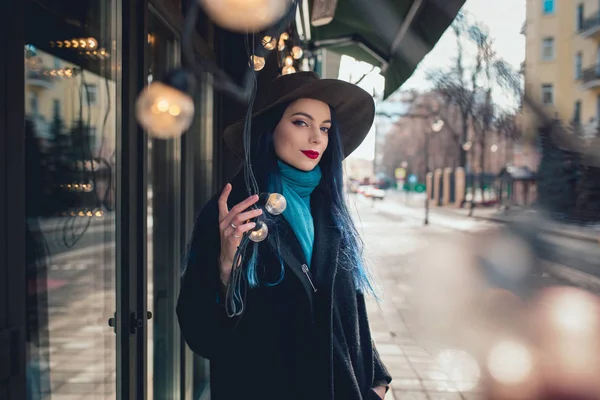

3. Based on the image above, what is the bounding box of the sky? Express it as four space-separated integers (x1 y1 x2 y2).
339 0 527 161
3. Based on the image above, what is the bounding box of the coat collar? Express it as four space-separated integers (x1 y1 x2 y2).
226 174 341 303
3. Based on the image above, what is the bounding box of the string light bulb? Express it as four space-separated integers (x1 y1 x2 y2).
291 46 303 60
278 39 286 51
249 220 269 242
279 32 290 41
284 56 294 66
262 36 277 51
87 37 98 49
282 65 296 75
135 68 196 139
265 193 287 215
250 55 266 71
198 0 293 33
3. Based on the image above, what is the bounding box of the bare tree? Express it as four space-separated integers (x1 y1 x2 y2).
427 11 484 170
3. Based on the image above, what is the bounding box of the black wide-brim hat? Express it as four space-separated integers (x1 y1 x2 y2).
223 71 375 159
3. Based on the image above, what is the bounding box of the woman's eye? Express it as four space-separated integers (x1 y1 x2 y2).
292 120 308 127
321 127 330 133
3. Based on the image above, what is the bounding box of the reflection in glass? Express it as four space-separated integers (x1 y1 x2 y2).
24 0 118 398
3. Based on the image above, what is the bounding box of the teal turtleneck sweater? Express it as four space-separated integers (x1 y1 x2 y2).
272 160 322 267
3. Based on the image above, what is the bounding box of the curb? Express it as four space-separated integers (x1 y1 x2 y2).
544 261 600 292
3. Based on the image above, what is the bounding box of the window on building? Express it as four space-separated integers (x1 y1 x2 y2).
543 0 555 14
575 52 583 79
574 100 582 124
542 37 555 60
542 84 554 105
577 4 584 31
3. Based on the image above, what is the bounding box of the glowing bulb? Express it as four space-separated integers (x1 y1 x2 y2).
265 193 287 215
168 105 181 116
26 56 44 72
487 339 533 385
249 221 269 242
198 0 292 33
278 39 286 51
71 39 79 48
284 56 294 66
291 46 303 60
136 81 195 139
87 37 98 49
60 41 67 48
279 32 289 41
262 36 276 51
431 119 444 132
79 39 87 48
282 65 296 75
64 68 73 77
491 144 498 153
250 55 266 71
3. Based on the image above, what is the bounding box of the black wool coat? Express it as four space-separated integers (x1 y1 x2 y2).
177 176 392 400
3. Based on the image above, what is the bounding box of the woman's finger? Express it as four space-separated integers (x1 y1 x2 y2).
218 184 232 222
232 208 263 227
221 194 259 228
227 221 257 239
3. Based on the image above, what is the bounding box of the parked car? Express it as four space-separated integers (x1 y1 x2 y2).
361 185 385 200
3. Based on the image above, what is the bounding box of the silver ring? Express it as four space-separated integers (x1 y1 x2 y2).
230 223 237 229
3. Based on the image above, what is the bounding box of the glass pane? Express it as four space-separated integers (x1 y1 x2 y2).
147 12 182 400
24 0 119 398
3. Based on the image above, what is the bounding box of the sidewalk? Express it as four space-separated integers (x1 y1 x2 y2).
387 191 599 243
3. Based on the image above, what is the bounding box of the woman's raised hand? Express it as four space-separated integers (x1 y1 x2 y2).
217 184 263 285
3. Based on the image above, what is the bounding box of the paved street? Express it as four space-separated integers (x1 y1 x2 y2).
351 193 576 400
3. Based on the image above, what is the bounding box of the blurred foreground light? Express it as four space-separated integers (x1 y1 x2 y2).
436 349 480 391
549 288 599 335
487 339 533 385
135 69 196 139
282 65 296 75
198 0 293 33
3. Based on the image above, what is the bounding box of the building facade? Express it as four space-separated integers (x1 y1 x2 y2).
523 0 600 139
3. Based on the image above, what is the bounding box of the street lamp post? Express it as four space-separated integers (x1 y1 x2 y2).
424 118 444 225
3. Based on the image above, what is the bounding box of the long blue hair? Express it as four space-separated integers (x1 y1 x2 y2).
242 104 379 297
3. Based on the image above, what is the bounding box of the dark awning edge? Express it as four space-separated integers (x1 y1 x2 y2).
308 0 466 99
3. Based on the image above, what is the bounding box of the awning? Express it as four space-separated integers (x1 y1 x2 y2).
308 0 465 99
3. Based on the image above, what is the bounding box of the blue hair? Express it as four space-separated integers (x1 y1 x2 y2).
242 105 378 298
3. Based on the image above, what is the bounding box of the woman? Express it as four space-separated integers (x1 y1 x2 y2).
177 71 391 400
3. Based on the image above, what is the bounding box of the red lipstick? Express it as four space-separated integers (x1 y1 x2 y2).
301 150 319 159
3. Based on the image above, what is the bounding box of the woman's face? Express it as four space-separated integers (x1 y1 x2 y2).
273 98 331 171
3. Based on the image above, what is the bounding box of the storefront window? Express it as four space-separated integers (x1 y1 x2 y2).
24 0 119 398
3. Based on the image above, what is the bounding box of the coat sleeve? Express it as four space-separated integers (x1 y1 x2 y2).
356 292 392 391
176 196 238 360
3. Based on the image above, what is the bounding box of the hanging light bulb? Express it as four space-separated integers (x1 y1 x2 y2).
282 65 296 75
198 0 293 33
135 68 196 139
262 36 277 51
265 193 287 215
279 32 290 41
291 46 303 60
284 56 294 66
250 55 266 71
79 39 87 48
249 220 269 242
87 37 98 49
71 39 79 48
277 39 286 51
